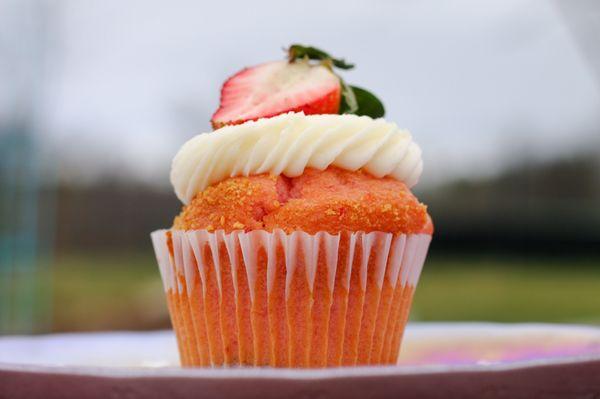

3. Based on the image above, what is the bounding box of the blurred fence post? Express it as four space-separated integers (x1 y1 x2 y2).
0 0 57 334
0 125 52 334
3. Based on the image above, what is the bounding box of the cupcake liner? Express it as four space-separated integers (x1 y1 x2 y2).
151 229 431 368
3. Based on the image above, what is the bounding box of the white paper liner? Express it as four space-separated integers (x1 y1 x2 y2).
151 229 431 368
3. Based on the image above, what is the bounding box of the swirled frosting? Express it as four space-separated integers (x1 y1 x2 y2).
171 112 423 204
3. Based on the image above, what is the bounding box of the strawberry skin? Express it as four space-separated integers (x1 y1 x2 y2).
211 60 341 129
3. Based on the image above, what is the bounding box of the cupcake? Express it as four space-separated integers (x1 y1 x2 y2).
151 45 432 368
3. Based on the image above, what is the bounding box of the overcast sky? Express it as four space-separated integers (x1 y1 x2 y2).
2 0 599 187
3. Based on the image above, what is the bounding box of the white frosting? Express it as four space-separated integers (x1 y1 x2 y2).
171 112 423 204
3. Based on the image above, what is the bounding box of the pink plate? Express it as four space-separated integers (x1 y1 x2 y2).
1 323 599 399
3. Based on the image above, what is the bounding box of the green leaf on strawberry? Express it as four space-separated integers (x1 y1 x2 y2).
342 85 385 118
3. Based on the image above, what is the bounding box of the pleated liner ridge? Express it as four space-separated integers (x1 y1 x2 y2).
151 229 431 367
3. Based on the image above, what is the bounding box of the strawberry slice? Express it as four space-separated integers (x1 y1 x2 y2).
211 60 341 129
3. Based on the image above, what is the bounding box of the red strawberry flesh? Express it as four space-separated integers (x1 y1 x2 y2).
211 60 341 129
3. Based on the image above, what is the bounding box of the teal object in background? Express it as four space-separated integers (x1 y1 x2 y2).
0 126 52 334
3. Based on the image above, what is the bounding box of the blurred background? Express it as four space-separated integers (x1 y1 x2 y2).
1 0 599 334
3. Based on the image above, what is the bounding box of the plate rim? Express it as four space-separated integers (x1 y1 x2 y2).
1 322 599 379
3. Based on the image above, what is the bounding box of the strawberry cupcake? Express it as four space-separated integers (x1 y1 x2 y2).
151 46 432 368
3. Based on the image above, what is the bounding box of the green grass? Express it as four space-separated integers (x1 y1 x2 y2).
413 255 600 324
20 252 600 332
49 252 166 332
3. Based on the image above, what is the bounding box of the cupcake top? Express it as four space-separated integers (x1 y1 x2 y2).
169 44 432 235
171 112 423 204
173 167 431 234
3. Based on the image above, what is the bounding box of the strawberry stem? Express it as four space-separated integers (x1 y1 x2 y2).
288 44 354 69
